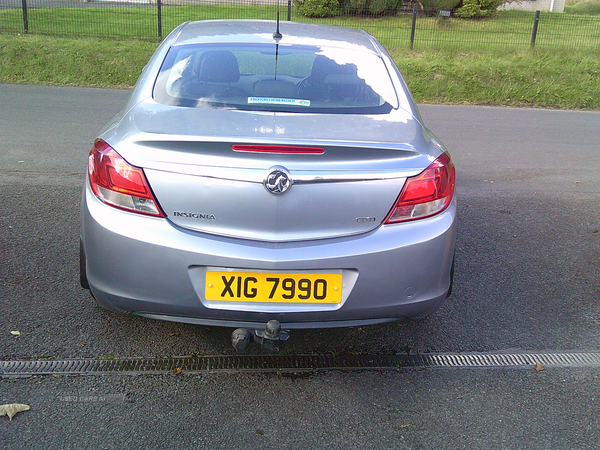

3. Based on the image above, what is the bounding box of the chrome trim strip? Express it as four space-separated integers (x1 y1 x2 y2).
145 163 421 184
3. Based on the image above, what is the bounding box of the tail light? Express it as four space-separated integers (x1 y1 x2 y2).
384 152 455 224
88 139 164 217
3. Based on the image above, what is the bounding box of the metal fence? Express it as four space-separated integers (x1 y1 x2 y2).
1 0 599 50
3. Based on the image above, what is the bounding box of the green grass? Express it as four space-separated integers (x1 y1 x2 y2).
0 6 599 109
311 9 600 50
565 0 600 15
0 35 155 87
1 5 599 49
391 47 600 109
1 34 597 109
0 5 285 39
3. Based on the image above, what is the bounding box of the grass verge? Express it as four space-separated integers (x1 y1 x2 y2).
565 0 600 15
0 35 156 88
391 47 600 109
1 34 598 109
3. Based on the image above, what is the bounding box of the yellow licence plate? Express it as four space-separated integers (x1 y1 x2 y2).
205 271 342 303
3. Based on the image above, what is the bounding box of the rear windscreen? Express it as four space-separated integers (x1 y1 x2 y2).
153 43 398 114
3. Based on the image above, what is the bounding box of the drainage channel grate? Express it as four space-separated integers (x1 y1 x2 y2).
2 352 600 376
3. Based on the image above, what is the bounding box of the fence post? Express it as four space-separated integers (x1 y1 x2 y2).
410 5 417 50
530 10 540 48
21 0 28 34
157 0 163 40
287 0 292 21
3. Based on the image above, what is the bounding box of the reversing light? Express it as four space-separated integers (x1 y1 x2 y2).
384 152 455 223
88 139 164 217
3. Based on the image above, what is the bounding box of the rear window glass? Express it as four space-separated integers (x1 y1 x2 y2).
153 43 398 114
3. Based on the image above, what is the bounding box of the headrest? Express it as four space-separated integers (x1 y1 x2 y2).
311 55 357 79
198 51 240 83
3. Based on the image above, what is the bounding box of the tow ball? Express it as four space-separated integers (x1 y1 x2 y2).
231 320 290 353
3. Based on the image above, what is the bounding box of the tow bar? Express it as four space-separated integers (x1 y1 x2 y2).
231 320 290 353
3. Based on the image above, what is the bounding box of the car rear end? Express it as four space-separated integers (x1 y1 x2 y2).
80 20 456 329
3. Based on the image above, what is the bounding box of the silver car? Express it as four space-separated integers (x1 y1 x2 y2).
80 19 456 337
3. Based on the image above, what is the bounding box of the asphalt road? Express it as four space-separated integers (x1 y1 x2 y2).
1 84 600 448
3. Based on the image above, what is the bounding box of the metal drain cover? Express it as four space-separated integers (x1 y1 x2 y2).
2 352 600 376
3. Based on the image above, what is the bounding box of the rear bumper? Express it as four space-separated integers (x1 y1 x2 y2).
81 185 456 329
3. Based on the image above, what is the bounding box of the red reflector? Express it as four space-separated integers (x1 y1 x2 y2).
232 145 325 154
